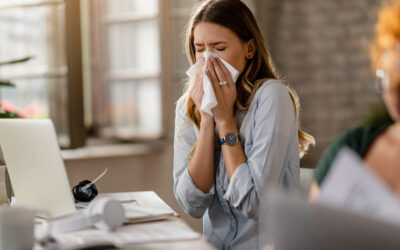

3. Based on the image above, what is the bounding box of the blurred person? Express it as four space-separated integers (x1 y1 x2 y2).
310 0 400 200
173 0 314 249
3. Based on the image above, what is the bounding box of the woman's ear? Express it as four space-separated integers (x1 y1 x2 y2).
246 39 256 59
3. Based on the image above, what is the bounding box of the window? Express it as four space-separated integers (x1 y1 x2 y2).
0 0 84 148
0 0 259 150
0 0 177 148
88 0 162 140
0 0 66 144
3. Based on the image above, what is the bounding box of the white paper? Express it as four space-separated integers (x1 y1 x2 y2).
186 51 239 116
317 147 400 225
52 220 200 250
123 205 174 223
43 192 199 250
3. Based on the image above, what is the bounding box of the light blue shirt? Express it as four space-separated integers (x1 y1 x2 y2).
173 80 299 250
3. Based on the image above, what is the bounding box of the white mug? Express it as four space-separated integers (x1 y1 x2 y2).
0 206 35 250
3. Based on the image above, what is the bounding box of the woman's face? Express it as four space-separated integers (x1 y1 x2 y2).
193 22 254 75
382 56 400 122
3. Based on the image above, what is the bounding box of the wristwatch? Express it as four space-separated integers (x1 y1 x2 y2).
219 132 240 146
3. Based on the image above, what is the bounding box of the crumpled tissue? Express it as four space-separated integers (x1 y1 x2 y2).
186 51 239 116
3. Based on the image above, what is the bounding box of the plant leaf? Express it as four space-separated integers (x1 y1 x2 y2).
0 80 15 87
0 111 20 118
0 56 34 66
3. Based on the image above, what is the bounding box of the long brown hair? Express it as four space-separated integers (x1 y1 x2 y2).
184 0 315 156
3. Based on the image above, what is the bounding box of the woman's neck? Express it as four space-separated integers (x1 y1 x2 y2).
386 122 400 144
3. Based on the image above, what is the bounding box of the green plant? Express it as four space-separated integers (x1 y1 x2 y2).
0 56 33 118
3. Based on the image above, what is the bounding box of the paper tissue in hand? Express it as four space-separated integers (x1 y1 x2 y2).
186 51 239 116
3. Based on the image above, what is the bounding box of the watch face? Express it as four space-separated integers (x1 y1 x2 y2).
225 133 238 146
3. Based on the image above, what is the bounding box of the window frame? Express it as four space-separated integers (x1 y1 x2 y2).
65 0 85 148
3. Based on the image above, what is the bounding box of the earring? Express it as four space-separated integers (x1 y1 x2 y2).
247 54 252 59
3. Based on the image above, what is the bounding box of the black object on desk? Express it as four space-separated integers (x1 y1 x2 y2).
72 180 98 202
72 167 108 202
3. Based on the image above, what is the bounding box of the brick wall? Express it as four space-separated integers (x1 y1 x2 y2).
258 0 389 168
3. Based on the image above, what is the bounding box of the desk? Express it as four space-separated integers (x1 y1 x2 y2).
37 191 215 250
96 217 214 250
118 238 214 250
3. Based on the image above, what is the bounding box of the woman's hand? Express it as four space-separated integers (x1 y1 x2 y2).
189 58 213 122
205 56 237 126
205 56 244 180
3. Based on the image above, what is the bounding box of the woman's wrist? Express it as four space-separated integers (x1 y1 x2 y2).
200 114 214 127
215 112 233 125
216 116 238 136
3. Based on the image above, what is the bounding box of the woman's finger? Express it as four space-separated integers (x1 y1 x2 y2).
215 57 234 87
190 67 205 108
211 57 227 86
207 58 220 94
195 57 205 79
190 73 200 93
207 58 219 83
206 60 222 97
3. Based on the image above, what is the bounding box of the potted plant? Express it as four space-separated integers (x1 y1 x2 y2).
0 56 32 118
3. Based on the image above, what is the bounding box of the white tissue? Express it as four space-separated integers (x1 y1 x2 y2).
186 51 239 116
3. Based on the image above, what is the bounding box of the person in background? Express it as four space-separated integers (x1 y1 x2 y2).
310 0 400 200
173 0 315 249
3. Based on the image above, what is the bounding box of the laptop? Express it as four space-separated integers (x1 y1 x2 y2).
0 119 75 218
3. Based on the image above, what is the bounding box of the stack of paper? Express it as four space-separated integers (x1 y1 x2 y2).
123 205 174 223
52 219 200 250
98 191 177 224
317 147 400 226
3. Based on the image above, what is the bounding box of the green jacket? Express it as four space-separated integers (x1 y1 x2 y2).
315 125 388 185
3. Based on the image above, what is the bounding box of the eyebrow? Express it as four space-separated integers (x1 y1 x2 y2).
194 41 227 46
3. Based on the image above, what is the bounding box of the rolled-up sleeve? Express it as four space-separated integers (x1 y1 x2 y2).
173 94 215 218
223 81 299 218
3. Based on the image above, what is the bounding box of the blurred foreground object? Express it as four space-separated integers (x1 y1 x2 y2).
263 190 400 250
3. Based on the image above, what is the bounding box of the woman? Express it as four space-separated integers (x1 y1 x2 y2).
310 0 400 199
173 0 314 249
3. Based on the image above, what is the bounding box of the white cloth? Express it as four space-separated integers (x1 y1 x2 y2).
185 51 239 116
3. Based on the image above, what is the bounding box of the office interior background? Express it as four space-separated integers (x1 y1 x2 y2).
0 0 390 231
